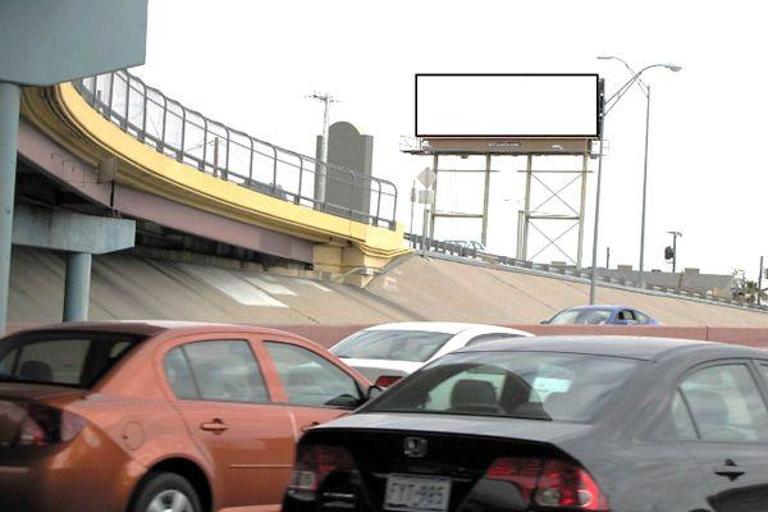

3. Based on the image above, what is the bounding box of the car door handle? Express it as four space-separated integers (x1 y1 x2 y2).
300 421 320 433
200 419 229 434
714 461 744 481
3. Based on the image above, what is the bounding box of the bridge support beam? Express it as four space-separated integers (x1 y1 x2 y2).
0 82 21 334
12 204 135 322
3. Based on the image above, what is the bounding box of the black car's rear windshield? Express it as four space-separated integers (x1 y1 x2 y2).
0 331 146 389
365 351 641 422
331 330 454 363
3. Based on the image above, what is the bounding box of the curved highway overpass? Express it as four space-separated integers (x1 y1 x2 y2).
18 70 407 276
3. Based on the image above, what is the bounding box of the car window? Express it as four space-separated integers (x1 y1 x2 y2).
548 309 613 325
164 347 199 400
0 350 15 375
367 351 640 422
331 330 454 362
15 339 90 385
680 364 768 442
670 390 697 439
634 311 650 324
265 342 361 408
173 340 269 403
618 310 635 321
466 333 523 347
0 332 145 388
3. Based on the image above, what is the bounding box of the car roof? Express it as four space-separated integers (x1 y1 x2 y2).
362 322 519 335
563 305 627 311
457 335 765 361
5 320 300 339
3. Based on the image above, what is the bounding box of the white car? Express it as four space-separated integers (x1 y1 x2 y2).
329 322 532 385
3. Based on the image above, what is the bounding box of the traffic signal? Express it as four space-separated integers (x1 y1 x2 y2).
664 246 675 261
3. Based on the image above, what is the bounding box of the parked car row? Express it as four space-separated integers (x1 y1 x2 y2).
3 306 724 512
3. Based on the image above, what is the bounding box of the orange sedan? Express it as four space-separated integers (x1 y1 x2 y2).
0 321 373 512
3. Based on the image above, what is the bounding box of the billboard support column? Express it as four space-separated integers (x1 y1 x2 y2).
481 154 492 246
521 155 533 260
429 154 439 241
576 152 589 268
0 82 20 334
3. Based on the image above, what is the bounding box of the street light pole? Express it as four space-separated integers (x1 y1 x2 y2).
588 58 681 304
598 56 681 289
588 131 605 305
639 85 651 288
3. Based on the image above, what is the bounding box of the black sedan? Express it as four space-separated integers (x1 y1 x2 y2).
283 336 768 512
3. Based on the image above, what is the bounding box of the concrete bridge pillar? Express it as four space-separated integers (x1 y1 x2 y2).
63 252 92 322
0 82 21 333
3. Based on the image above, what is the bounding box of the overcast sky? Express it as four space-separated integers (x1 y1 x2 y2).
135 0 767 278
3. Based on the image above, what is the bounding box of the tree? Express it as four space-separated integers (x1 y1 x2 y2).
732 269 768 304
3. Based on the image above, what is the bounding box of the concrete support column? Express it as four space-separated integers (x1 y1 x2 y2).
0 82 21 334
63 252 92 322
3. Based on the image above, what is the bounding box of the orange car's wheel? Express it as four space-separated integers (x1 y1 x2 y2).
132 472 202 512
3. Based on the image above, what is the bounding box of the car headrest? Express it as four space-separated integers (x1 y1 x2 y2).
685 390 731 427
19 361 53 382
451 379 497 408
287 369 317 387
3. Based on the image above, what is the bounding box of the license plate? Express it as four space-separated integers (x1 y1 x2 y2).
384 474 451 512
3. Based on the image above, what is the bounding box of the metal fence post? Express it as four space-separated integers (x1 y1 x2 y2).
297 156 304 204
179 104 186 162
248 137 255 185
271 146 278 194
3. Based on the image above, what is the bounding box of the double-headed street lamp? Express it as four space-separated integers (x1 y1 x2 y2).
588 59 682 304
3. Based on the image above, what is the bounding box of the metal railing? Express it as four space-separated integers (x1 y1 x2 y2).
73 70 398 229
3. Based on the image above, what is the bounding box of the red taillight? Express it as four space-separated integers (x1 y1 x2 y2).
485 457 609 510
486 457 542 503
16 405 86 447
374 375 402 388
289 444 355 493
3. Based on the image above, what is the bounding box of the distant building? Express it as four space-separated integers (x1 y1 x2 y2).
594 265 736 298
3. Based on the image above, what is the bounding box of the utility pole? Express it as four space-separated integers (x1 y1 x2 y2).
308 92 336 205
759 256 764 306
667 231 682 273
588 133 605 305
606 247 611 269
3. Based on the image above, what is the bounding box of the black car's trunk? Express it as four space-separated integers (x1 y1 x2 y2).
301 414 588 512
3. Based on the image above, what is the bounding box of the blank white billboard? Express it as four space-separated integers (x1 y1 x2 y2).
415 74 600 138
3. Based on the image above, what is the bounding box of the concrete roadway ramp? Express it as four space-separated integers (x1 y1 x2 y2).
366 256 768 327
7 249 768 337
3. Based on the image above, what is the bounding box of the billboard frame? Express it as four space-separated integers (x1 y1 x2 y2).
415 73 602 139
